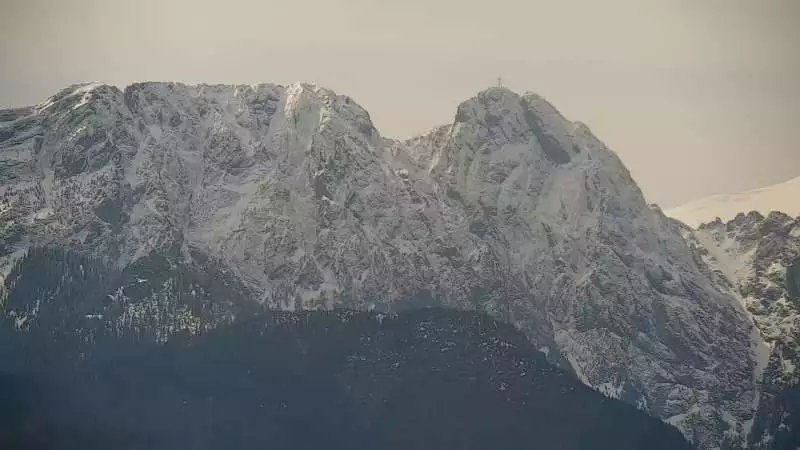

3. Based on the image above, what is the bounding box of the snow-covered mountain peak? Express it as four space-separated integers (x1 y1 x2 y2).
388 85 761 446
428 87 587 191
34 81 115 114
453 87 525 129
0 80 774 448
464 85 520 106
283 81 378 143
452 87 571 138
284 81 334 108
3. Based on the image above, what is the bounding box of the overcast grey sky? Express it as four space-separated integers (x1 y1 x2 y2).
1 0 797 207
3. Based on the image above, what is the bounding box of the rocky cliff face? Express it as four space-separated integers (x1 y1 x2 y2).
680 211 800 448
0 81 765 448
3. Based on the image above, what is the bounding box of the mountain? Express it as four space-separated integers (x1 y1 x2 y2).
0 255 691 450
0 81 771 448
676 211 800 448
666 176 800 228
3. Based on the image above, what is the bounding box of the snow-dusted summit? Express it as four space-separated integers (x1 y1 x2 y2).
0 81 774 448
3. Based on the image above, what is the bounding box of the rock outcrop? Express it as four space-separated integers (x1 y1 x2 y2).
0 82 765 448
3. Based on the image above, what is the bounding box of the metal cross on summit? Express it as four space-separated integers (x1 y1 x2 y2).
497 76 503 87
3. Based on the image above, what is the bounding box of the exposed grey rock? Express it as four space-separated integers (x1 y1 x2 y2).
685 211 800 447
0 81 762 448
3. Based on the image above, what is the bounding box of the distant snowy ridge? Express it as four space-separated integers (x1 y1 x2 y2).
666 176 800 228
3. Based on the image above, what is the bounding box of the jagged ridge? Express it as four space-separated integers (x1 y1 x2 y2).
0 81 765 448
681 211 800 447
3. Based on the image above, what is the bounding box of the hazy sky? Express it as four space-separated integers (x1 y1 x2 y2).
1 0 797 207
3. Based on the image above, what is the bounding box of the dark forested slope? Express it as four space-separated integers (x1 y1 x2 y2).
0 248 690 449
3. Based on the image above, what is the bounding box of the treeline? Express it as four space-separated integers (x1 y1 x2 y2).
0 307 691 450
